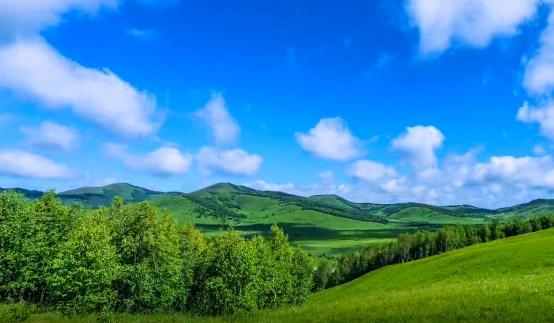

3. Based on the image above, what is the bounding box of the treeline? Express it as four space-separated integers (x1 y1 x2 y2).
0 191 313 315
314 215 554 290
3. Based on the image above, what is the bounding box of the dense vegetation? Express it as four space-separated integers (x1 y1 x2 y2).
0 191 313 316
314 215 554 290
5 228 554 322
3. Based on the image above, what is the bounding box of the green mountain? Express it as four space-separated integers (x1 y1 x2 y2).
212 229 554 322
4 182 554 256
0 187 44 200
58 183 164 208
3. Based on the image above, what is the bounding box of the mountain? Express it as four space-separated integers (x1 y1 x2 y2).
59 183 164 208
3 182 554 256
224 229 554 322
0 187 44 200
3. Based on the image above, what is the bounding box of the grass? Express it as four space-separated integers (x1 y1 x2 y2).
151 192 481 256
10 228 554 322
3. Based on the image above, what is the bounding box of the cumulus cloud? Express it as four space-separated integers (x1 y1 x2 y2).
0 1 162 137
474 155 554 189
348 160 398 183
524 10 554 94
196 147 262 176
0 39 159 137
105 144 192 175
0 150 71 178
248 179 351 197
348 159 407 195
407 0 539 53
0 0 118 41
21 121 79 151
391 125 444 169
517 101 554 141
296 117 362 161
196 93 240 144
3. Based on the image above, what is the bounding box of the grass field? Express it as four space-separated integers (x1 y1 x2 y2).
150 190 482 256
8 228 554 322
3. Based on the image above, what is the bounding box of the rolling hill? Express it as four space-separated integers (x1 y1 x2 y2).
14 227 554 322
3 182 554 255
215 228 554 322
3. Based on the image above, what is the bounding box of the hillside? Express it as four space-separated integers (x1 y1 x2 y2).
221 228 554 322
4 182 554 255
59 183 164 208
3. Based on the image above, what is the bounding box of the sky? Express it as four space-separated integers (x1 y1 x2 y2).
2 0 554 208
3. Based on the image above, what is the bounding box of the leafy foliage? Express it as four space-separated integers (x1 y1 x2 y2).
0 191 313 316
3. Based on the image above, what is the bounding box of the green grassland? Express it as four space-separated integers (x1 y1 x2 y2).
147 183 483 255
11 228 554 322
5 182 554 256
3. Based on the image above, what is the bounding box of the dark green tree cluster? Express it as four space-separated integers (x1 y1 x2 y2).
314 216 554 290
0 191 313 315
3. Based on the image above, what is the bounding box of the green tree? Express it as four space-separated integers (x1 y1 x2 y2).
0 192 35 301
48 212 120 313
109 201 183 313
32 191 75 305
193 231 261 315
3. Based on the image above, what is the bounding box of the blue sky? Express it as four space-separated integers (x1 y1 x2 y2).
2 0 554 207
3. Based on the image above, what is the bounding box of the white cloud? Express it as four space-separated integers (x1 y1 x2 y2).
0 0 118 41
21 121 79 151
196 147 262 176
296 117 362 161
127 28 156 40
407 0 539 54
348 160 398 183
391 125 445 169
474 155 554 189
0 39 159 137
106 144 192 175
524 10 554 94
196 93 240 144
517 101 554 141
248 179 351 197
0 150 70 178
533 144 547 155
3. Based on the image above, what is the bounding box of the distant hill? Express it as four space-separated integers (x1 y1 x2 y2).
3 182 554 256
59 183 164 208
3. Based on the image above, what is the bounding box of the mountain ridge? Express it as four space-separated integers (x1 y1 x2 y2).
2 182 552 219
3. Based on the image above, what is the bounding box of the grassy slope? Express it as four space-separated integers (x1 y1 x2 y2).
18 228 554 322
239 228 554 322
147 183 488 255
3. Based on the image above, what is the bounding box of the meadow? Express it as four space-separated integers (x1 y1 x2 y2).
7 228 554 322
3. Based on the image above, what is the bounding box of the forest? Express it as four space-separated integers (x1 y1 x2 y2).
0 191 312 316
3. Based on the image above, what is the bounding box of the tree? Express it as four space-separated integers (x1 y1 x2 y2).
32 191 75 305
109 201 183 313
48 213 120 313
313 259 334 291
0 192 35 301
192 231 261 315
